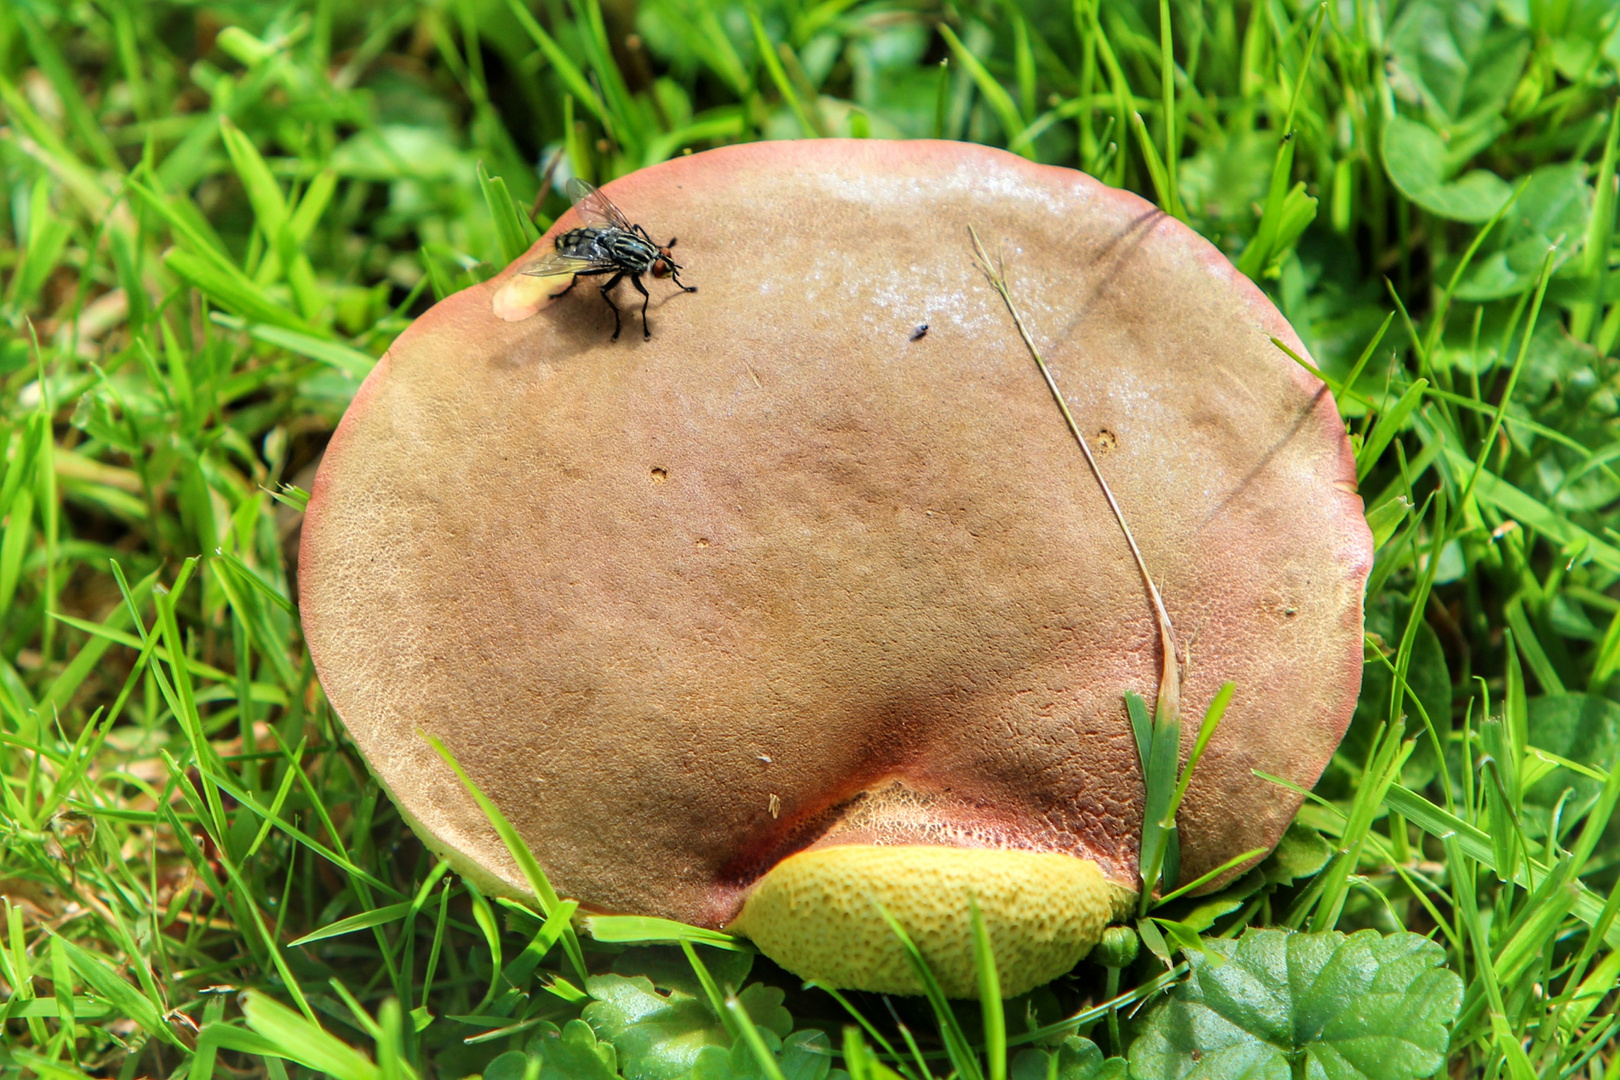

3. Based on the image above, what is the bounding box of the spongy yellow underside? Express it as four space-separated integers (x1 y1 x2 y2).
728 845 1133 998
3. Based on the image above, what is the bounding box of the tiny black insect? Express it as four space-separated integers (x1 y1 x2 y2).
522 177 696 340
910 323 929 341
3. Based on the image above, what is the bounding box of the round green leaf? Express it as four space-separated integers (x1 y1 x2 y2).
583 974 733 1080
1011 1037 1126 1080
1128 929 1462 1080
1382 116 1511 222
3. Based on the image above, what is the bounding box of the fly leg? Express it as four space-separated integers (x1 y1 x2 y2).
549 274 581 299
598 272 625 340
668 266 697 293
628 274 652 339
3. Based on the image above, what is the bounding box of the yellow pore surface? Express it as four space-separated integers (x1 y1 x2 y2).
729 844 1131 998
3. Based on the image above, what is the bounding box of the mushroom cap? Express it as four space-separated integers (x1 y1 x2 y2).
300 139 1370 970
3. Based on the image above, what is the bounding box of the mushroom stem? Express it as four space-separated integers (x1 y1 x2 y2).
967 224 1183 730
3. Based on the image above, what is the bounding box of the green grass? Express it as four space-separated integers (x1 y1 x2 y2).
2 0 1619 1077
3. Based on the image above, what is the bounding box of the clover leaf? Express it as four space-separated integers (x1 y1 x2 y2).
537 1019 621 1080
1010 1037 1126 1080
483 1050 533 1080
1263 824 1333 888
1454 162 1592 302
583 974 792 1080
691 1030 835 1080
486 1018 623 1080
1385 0 1528 129
583 974 729 1080
1381 116 1511 224
1128 929 1462 1080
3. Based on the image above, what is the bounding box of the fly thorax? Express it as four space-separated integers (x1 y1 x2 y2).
606 231 657 274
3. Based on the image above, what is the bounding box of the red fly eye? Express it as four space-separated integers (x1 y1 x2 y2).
651 258 671 278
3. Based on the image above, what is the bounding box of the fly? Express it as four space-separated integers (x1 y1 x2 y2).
521 177 696 341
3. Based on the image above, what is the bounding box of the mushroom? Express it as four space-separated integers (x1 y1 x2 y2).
299 140 1371 998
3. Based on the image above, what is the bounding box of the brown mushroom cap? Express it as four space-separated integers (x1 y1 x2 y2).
300 139 1370 991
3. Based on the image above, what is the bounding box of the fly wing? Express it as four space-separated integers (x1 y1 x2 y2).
566 177 635 230
520 247 614 278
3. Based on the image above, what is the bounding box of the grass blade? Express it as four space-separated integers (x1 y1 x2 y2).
969 899 1005 1080
872 900 985 1080
424 731 589 982
583 915 752 951
939 26 1030 158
